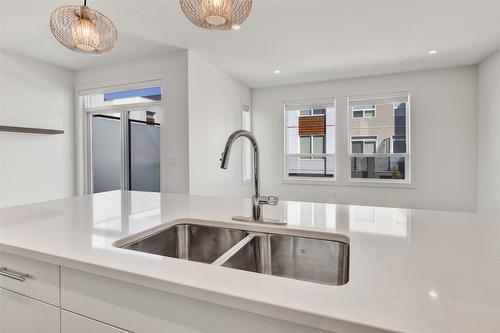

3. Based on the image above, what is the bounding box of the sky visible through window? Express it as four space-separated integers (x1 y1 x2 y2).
104 87 161 102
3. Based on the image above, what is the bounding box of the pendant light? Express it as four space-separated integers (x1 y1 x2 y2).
179 0 252 31
50 0 117 55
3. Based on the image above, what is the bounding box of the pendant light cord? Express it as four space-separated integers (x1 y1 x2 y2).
84 0 87 6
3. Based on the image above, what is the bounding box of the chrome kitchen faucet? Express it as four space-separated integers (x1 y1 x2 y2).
220 130 286 225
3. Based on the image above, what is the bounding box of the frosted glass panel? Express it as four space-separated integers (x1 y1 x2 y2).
92 115 121 193
130 121 160 192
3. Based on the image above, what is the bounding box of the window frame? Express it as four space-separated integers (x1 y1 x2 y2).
345 91 413 188
283 98 338 185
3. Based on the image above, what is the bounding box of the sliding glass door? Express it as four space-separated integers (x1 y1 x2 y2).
91 113 122 193
129 110 161 192
90 110 160 193
82 84 162 194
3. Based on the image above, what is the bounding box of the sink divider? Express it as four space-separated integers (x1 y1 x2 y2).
256 234 272 274
212 233 257 266
176 225 190 260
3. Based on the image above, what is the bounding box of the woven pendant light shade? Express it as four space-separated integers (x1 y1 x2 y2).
50 1 117 55
179 0 252 31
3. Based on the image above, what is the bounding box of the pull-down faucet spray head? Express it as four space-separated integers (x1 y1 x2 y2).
220 146 231 170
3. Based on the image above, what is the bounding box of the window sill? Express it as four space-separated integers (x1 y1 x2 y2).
283 177 339 186
345 179 415 189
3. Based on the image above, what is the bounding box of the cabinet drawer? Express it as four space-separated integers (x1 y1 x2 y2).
0 252 60 305
0 288 60 333
62 310 130 333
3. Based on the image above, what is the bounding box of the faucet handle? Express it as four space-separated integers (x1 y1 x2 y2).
259 195 279 206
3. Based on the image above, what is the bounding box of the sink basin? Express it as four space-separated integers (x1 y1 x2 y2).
121 224 246 264
222 233 349 286
117 222 349 286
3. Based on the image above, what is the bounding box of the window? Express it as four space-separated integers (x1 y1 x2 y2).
392 135 406 153
313 135 325 153
300 108 326 116
299 135 325 158
300 136 312 154
352 105 376 118
351 136 377 154
241 102 252 183
348 92 410 183
284 99 336 180
84 86 161 108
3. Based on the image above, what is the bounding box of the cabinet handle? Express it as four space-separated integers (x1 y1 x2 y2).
0 267 30 282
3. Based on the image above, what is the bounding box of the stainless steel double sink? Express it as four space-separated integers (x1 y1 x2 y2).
115 222 349 286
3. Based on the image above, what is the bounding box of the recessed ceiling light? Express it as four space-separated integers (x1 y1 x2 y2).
274 70 281 74
429 290 438 299
428 49 438 55
232 24 240 30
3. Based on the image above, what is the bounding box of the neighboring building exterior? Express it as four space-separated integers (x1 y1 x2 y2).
349 103 406 154
350 103 407 179
286 107 335 178
285 102 407 180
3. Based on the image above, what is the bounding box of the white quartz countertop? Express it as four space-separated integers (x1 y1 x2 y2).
1 191 499 333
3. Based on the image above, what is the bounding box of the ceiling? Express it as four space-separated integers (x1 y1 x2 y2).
2 0 500 88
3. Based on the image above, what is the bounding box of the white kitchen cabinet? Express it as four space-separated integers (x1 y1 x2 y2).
61 267 329 333
61 310 130 333
0 288 60 333
0 251 60 306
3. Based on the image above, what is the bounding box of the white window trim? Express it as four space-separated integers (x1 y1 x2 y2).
345 91 414 188
75 74 166 195
282 98 338 186
241 99 253 185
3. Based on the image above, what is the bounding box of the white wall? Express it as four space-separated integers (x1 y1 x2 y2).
0 51 75 207
477 50 500 214
188 51 252 198
252 67 478 212
75 51 189 194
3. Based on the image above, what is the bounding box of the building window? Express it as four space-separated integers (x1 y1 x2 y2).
299 135 325 158
285 99 336 180
352 105 376 118
351 136 377 154
348 92 410 183
300 136 312 154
